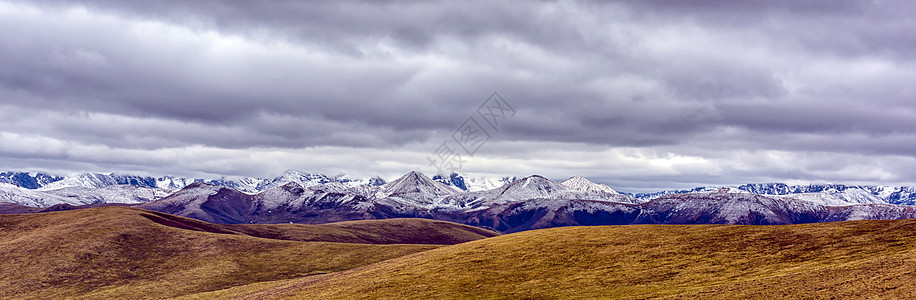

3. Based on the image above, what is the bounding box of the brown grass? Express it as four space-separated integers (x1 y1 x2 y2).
186 219 916 299
0 207 493 299
221 218 499 244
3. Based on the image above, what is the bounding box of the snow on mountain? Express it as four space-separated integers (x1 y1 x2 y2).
561 176 619 195
0 183 75 207
382 171 458 197
736 183 902 204
376 171 459 212
141 180 387 224
259 170 335 191
639 189 825 225
828 204 916 221
0 180 171 208
252 181 371 212
24 170 387 195
153 176 201 190
626 186 718 202
433 173 519 192
461 198 641 233
38 173 124 190
35 172 913 233
436 175 639 212
137 183 235 223
0 172 62 189
861 186 916 205
43 185 173 205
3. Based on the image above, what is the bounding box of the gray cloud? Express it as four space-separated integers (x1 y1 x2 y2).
1 0 916 190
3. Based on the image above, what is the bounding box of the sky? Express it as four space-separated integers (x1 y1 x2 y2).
1 0 915 192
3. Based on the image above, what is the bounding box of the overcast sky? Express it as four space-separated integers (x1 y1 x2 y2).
1 0 915 192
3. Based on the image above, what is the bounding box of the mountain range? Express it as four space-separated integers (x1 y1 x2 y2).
6 170 916 232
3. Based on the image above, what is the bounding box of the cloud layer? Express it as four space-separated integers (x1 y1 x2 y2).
2 0 915 191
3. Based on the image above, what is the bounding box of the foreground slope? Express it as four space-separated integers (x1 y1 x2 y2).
0 207 494 299
192 219 916 299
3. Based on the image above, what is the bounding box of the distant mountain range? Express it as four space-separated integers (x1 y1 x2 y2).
0 170 513 193
5 170 916 232
0 170 387 193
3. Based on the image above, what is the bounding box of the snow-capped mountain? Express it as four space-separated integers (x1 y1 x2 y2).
23 170 388 194
637 188 825 225
432 173 519 192
0 172 62 189
7 170 916 233
464 187 916 232
377 171 460 212
435 175 639 213
139 179 405 224
737 183 916 205
44 185 173 205
7 169 916 233
0 183 75 207
7 169 916 207
127 172 644 228
0 181 172 208
39 173 137 190
561 176 620 195
626 186 719 202
625 183 916 205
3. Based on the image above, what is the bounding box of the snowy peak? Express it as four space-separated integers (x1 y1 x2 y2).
39 172 121 190
383 171 458 197
506 175 559 190
0 172 62 189
497 175 565 200
433 173 469 191
561 176 618 195
644 190 822 225
711 187 751 194
433 173 519 192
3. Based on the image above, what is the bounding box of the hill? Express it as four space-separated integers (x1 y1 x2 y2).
0 207 495 299
221 218 498 245
187 218 916 299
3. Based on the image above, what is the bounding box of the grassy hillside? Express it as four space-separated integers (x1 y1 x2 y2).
140 210 499 244
188 219 916 299
0 207 494 299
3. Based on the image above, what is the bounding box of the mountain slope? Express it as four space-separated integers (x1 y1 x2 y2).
137 179 435 225
44 185 172 205
185 218 916 299
0 183 75 207
435 175 639 213
636 188 825 225
432 173 519 192
0 172 62 189
561 175 619 194
0 207 491 299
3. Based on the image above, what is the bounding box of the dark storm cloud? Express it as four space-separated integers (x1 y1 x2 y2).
2 0 916 188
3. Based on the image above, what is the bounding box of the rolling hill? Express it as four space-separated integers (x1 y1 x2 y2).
0 207 496 299
185 218 916 299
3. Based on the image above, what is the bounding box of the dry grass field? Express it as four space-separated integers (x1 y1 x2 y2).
7 206 916 299
0 207 495 299
185 219 916 299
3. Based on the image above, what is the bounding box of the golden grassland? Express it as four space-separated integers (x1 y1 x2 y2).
186 219 916 299
220 218 499 244
0 207 495 300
